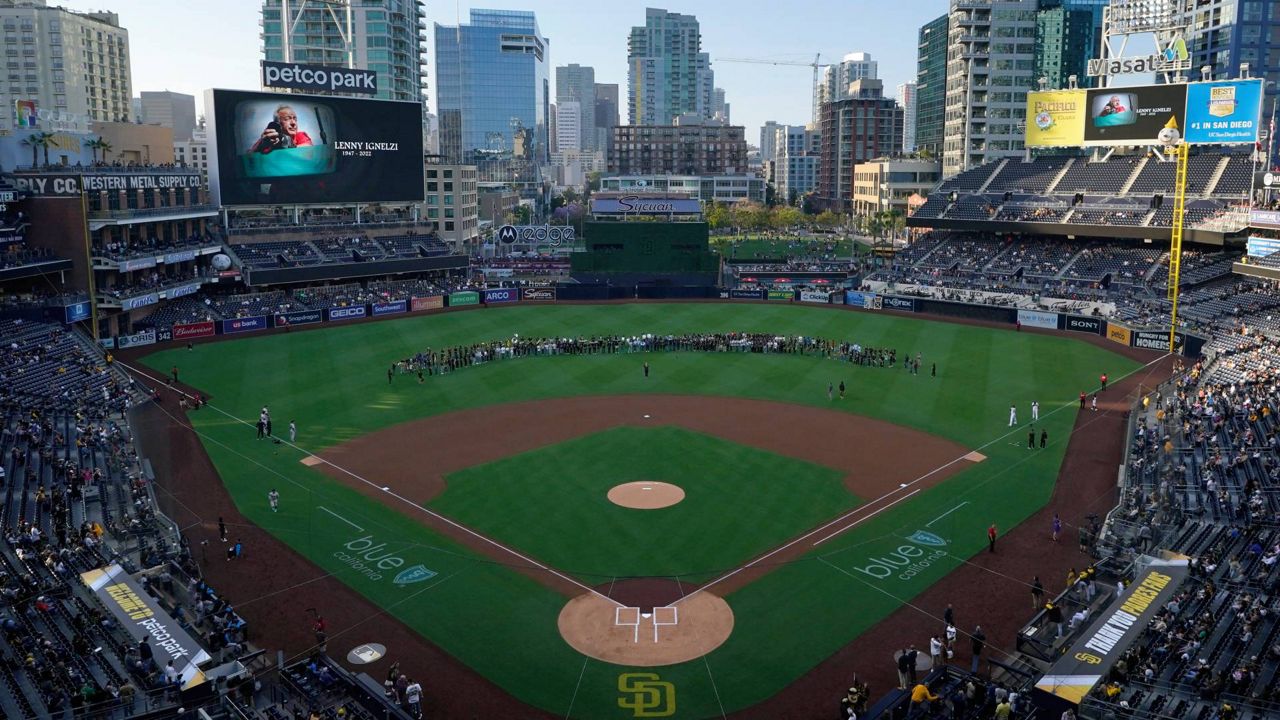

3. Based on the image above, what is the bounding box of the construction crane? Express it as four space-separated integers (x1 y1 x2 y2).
717 54 826 118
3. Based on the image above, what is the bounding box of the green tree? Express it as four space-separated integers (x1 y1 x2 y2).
22 132 53 167
705 202 730 231
815 210 841 229
773 206 803 230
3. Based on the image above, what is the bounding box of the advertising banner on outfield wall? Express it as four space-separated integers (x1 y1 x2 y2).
172 321 216 340
372 300 408 316
326 305 368 321
157 328 173 342
729 288 764 300
1025 89 1087 148
117 329 157 349
410 295 444 311
1247 236 1280 258
799 290 830 304
521 287 556 302
1131 330 1184 352
845 290 875 309
766 290 793 301
1184 79 1263 144
880 295 917 312
222 316 267 334
449 291 479 307
482 287 519 304
274 310 323 327
1064 315 1103 334
1107 322 1132 346
1017 309 1060 330
121 293 161 311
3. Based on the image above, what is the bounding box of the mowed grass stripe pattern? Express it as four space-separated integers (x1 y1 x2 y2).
142 303 1140 719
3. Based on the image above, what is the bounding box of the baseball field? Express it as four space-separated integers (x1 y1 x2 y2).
139 302 1142 719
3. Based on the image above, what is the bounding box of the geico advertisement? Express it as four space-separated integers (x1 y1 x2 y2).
210 89 424 206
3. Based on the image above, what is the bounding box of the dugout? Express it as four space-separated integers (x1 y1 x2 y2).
570 221 720 286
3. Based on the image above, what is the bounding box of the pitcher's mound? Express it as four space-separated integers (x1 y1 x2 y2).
607 481 685 509
558 590 733 666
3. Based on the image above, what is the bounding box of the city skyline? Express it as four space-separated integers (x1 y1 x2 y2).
55 0 947 145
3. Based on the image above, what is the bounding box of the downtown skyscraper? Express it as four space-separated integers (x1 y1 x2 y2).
627 8 714 125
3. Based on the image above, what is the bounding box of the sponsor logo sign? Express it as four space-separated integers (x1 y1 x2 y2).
1251 210 1280 229
117 329 157 349
164 250 197 264
121 293 160 311
13 173 201 197
521 287 556 302
118 257 157 273
496 225 574 246
1132 330 1183 351
64 300 91 324
618 672 676 718
172 321 215 340
729 288 764 300
766 290 793 301
166 283 203 300
1016 309 1059 330
845 290 875 309
799 290 830 304
410 295 444 311
262 60 378 95
326 305 368 321
880 295 917 312
1248 236 1280 258
222 316 267 334
852 530 951 582
1185 79 1264 144
1086 34 1190 77
1107 322 1132 346
274 310 322 327
371 300 408 316
483 287 519 304
98 337 116 349
591 195 702 215
1024 90 1087 148
1065 316 1103 334
449 291 480 307
333 534 434 584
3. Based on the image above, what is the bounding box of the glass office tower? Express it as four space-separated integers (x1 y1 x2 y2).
435 9 549 190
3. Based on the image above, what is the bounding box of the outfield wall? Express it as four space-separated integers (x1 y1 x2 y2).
112 285 1205 357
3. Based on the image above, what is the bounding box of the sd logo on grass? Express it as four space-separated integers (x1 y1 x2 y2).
618 672 675 717
392 565 437 586
905 530 948 547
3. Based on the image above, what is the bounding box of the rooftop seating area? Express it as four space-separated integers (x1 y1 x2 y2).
230 241 324 269
91 233 220 261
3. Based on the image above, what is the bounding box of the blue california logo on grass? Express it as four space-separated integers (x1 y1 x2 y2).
906 530 948 547
393 564 437 585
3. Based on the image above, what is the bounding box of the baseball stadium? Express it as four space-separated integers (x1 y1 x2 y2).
3 6 1280 720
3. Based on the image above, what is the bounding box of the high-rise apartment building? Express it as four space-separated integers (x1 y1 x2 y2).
259 0 427 103
816 79 904 212
711 87 730 122
943 0 1039 177
898 83 918 154
435 9 550 188
0 0 132 134
556 64 597 152
815 52 878 121
915 13 949 158
759 120 783 165
139 91 197 141
555 101 581 153
608 117 747 175
627 8 715 125
594 82 619 152
775 124 821 204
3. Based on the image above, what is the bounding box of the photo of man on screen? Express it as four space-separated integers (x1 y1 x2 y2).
250 105 314 154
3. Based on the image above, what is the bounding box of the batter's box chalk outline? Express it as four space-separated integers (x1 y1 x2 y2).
616 606 642 643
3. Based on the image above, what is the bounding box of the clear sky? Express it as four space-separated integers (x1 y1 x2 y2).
58 0 949 144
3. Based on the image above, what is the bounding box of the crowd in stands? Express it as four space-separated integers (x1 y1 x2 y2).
230 233 451 269
0 246 62 271
92 232 220 261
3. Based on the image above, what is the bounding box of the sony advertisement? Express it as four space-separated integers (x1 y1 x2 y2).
1082 84 1187 146
207 89 424 206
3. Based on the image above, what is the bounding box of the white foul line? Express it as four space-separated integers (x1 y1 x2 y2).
318 506 365 532
926 501 970 528
811 489 922 547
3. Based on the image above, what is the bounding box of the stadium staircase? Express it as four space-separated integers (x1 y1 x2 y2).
976 159 1009 193
1118 156 1149 196
1043 158 1076 194
1140 208 1157 227
1053 248 1091 280
1060 207 1078 224
1205 155 1232 196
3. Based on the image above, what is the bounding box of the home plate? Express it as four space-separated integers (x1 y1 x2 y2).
641 613 652 619
300 456 324 466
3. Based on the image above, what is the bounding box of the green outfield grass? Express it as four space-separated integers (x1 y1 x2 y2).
433 425 856 582
141 302 1142 719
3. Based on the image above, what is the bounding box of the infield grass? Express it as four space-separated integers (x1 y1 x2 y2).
141 302 1144 719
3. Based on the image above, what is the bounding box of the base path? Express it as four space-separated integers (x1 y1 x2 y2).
312 394 975 597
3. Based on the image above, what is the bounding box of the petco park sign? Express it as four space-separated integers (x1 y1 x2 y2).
261 60 378 95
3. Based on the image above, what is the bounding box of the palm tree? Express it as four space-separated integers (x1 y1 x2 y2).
97 139 113 164
84 137 105 164
21 132 52 168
